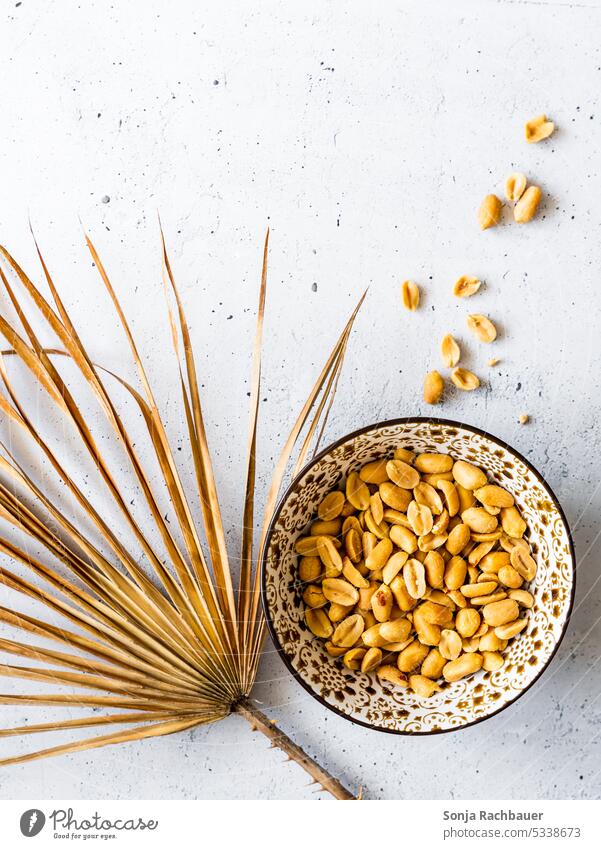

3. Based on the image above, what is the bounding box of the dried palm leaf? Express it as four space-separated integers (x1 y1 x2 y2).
0 227 364 799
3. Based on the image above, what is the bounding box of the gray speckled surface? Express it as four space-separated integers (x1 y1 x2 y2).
0 0 600 800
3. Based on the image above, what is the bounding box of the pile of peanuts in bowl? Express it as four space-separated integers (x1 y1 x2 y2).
295 449 537 698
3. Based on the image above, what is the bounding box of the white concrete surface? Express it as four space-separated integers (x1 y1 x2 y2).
0 0 600 800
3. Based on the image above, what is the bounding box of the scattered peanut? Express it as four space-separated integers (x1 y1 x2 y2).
519 414 530 425
424 370 445 404
297 450 536 698
525 114 555 144
467 314 497 343
402 280 420 310
514 185 542 223
441 334 461 368
453 276 481 298
451 367 481 391
478 194 503 230
504 172 527 202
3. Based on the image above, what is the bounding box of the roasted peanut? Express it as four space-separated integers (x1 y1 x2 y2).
398 640 430 672
303 584 327 609
508 589 534 608
305 608 333 639
453 275 481 298
439 629 463 661
370 492 384 526
322 578 360 607
415 453 454 474
371 584 394 622
438 479 460 517
407 501 434 536
514 185 542 223
421 648 447 679
344 528 363 564
380 482 412 512
361 647 383 673
482 599 519 627
525 114 554 144
419 601 454 627
328 602 354 623
332 613 365 647
498 565 523 589
500 506 527 538
467 314 497 344
424 370 445 405
456 608 481 638
444 555 468 591
402 279 420 310
409 674 442 697
414 481 444 515
443 652 483 682
343 647 367 670
377 665 409 688
441 334 461 368
360 459 390 485
325 640 347 657
299 556 322 583
346 471 370 511
424 550 445 589
479 630 505 652
478 551 510 573
403 559 427 599
453 461 487 491
390 524 418 554
387 459 420 489
462 507 498 534
310 518 341 536
474 485 514 508
495 618 527 639
470 590 508 606
366 537 393 571
478 194 502 230
379 618 412 644
504 172 527 202
510 547 537 581
446 523 471 555
362 622 388 648
390 574 416 612
318 491 345 521
461 581 497 598
482 651 504 672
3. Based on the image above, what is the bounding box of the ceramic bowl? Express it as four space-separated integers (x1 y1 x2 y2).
261 418 575 734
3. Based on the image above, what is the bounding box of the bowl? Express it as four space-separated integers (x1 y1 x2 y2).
261 418 575 734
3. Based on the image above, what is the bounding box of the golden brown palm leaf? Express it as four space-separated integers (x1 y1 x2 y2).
0 228 363 799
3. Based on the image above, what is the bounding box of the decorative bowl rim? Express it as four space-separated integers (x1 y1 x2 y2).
260 416 577 736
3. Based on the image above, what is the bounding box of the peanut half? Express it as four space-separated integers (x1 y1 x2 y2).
514 186 542 223
441 334 461 368
524 114 554 144
295 449 536 698
424 370 445 405
504 172 527 202
451 367 481 391
402 280 420 310
467 314 497 343
478 194 502 230
453 275 481 298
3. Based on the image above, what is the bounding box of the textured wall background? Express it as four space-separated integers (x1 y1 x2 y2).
0 0 600 799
